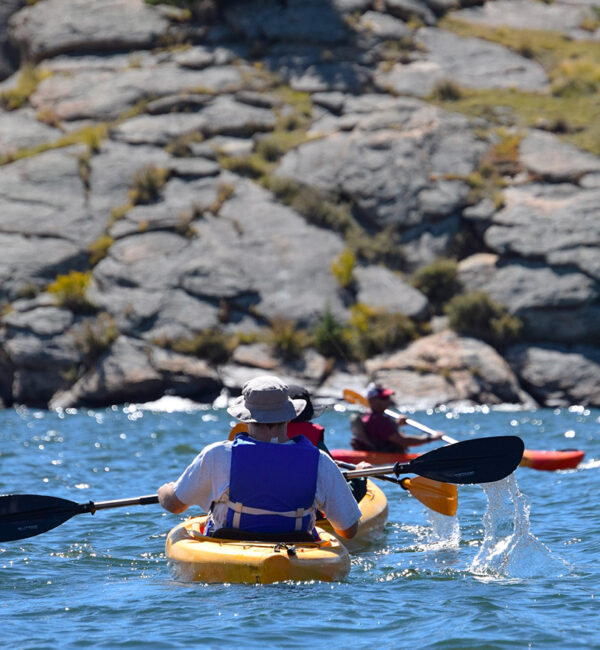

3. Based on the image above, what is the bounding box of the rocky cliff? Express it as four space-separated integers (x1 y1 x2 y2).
0 0 599 410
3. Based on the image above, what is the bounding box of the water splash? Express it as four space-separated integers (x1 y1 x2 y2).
470 474 567 578
425 510 460 550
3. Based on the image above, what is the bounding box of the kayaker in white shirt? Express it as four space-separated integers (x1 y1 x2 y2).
158 375 362 540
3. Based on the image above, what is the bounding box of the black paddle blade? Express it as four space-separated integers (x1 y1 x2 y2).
0 494 84 542
397 436 525 484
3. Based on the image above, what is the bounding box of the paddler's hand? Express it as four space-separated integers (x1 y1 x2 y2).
355 461 373 470
396 415 407 426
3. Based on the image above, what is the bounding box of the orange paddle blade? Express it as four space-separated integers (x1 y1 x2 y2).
401 476 458 517
228 422 249 441
343 388 369 408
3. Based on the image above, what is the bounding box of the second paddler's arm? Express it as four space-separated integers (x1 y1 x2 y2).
316 452 362 539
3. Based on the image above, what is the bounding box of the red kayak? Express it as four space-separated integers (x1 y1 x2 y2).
331 448 584 472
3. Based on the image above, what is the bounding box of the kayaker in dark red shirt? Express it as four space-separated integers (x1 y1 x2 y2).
351 383 443 453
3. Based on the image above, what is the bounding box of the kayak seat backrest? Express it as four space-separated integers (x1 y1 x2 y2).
211 527 315 543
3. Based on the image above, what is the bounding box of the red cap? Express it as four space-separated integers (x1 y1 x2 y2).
366 382 395 399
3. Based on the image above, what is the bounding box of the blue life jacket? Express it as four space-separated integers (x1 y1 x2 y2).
224 433 319 535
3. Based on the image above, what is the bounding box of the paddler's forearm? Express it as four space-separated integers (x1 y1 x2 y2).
333 519 359 539
158 482 189 514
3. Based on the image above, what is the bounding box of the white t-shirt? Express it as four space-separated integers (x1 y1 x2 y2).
174 439 362 533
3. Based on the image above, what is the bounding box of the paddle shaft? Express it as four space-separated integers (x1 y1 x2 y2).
90 495 159 511
336 460 405 486
390 410 457 445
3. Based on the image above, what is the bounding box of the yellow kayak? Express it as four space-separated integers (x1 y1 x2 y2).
165 518 350 584
165 480 387 584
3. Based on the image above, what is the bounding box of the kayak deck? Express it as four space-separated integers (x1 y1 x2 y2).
166 516 350 584
331 447 584 472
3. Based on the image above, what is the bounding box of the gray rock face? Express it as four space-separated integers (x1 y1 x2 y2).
354 266 429 319
455 0 598 40
278 97 484 267
414 28 548 92
8 0 172 62
0 146 93 241
359 11 412 41
385 0 437 25
0 108 62 158
372 27 549 98
458 255 599 342
482 183 600 281
112 96 277 145
519 131 600 182
0 0 599 409
30 62 249 122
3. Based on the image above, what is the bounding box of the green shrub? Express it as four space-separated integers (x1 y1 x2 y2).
0 64 50 111
16 283 40 299
313 308 350 359
88 235 114 266
267 317 309 361
291 187 353 233
219 154 272 179
73 313 118 363
445 291 522 347
331 248 356 290
47 271 96 314
208 182 235 215
255 127 311 162
429 80 463 102
411 258 461 313
349 303 417 359
346 227 405 269
129 165 170 204
263 176 304 203
169 328 234 365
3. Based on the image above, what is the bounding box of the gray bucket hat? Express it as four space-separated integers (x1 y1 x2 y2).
227 376 306 423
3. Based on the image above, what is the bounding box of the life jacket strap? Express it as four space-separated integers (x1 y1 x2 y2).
226 500 316 531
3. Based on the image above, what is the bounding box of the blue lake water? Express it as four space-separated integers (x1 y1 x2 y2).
1 401 598 649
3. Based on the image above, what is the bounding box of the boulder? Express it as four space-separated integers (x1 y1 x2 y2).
455 0 598 40
457 256 599 343
8 0 172 62
506 344 600 407
149 346 222 400
49 336 164 408
365 329 532 408
519 131 600 183
481 183 600 281
30 63 249 122
354 266 429 319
